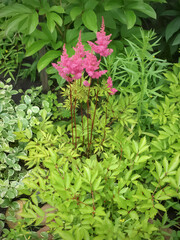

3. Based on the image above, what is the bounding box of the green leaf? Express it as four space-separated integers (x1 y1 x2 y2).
31 106 40 113
82 10 97 32
176 168 180 187
129 211 139 220
46 12 56 33
165 17 180 41
26 40 48 57
172 33 180 46
5 14 28 35
24 95 31 104
0 3 32 18
168 154 179 172
58 231 74 240
93 176 101 191
155 203 166 212
104 0 123 11
37 50 60 72
84 167 91 183
124 10 136 29
74 177 82 192
50 6 64 14
51 12 63 27
70 7 82 21
27 11 39 34
128 3 156 19
155 161 162 177
32 205 45 217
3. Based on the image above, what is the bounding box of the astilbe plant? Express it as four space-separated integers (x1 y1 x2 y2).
52 17 117 152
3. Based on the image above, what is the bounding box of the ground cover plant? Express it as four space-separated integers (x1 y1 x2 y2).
0 17 179 240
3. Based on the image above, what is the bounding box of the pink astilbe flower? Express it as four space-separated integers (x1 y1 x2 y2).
52 32 85 82
107 77 118 95
83 80 91 87
83 51 107 79
87 17 113 57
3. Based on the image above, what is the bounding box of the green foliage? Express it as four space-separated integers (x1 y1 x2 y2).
0 0 166 85
104 30 169 130
0 35 24 82
0 79 52 237
147 0 180 61
5 63 180 239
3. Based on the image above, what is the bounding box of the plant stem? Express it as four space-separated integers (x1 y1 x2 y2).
90 88 99 145
81 103 84 145
69 83 74 145
86 78 91 155
102 94 109 145
74 85 77 148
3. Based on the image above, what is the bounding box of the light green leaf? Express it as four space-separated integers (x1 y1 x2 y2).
50 6 64 14
84 166 91 182
27 11 39 34
24 95 31 104
129 211 139 220
82 10 97 32
32 205 45 217
168 154 179 172
176 168 180 187
0 3 32 18
124 10 136 29
155 203 166 212
51 12 63 27
46 12 56 33
155 161 162 177
37 50 60 72
74 177 82 192
70 7 82 21
93 176 101 191
5 14 28 35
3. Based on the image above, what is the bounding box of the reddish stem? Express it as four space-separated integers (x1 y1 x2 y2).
90 89 99 145
86 78 91 155
69 83 74 145
101 94 109 145
81 103 84 145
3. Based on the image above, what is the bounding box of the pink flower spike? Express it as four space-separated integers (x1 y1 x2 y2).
83 80 91 87
109 88 118 95
83 51 107 79
87 17 113 57
106 77 118 95
107 76 113 88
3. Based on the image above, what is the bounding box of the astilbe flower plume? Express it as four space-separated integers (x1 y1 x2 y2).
87 17 113 57
83 51 107 79
52 32 85 82
107 77 117 95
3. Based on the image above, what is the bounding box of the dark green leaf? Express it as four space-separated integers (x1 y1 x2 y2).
165 17 180 41
37 50 60 72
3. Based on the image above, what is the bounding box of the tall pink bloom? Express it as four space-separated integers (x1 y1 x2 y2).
87 17 113 57
83 51 107 79
107 77 118 95
52 32 85 82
